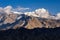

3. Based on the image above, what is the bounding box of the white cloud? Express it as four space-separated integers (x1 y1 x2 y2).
0 6 30 14
24 8 50 18
24 8 60 19
13 11 23 14
56 13 60 17
12 6 30 12
55 13 60 19
25 11 40 17
35 8 50 18
35 8 48 13
16 7 29 11
0 6 60 20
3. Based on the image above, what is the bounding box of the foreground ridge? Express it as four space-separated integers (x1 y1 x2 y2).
0 27 60 40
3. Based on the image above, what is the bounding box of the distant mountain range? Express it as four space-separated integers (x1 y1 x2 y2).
0 12 60 30
0 10 60 40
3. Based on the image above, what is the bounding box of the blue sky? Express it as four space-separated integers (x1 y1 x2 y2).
0 0 60 15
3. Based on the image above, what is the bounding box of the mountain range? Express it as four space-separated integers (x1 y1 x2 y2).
0 11 60 30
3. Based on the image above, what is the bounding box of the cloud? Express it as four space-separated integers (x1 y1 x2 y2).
56 13 60 17
16 7 29 11
25 11 40 17
0 6 30 15
24 8 50 18
55 13 60 19
35 8 48 13
0 6 60 20
24 8 60 19
12 6 30 12
35 8 50 18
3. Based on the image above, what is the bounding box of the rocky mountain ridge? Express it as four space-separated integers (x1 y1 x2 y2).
0 12 60 30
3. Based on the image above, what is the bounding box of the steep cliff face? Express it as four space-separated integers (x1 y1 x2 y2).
4 13 18 24
25 17 43 29
0 13 60 30
24 17 60 29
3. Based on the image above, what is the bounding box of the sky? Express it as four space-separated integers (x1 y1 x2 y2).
0 0 60 15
